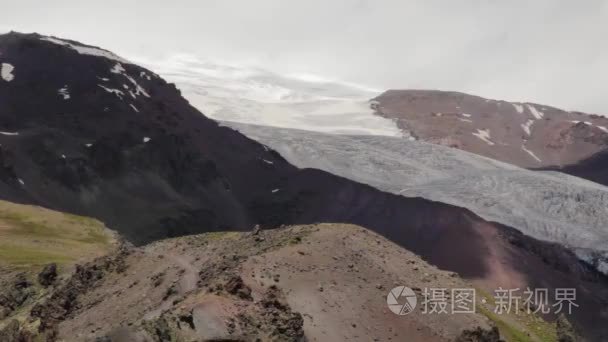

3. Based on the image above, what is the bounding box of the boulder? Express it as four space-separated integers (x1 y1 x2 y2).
38 263 58 287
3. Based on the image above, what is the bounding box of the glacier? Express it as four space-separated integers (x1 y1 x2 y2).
224 121 608 273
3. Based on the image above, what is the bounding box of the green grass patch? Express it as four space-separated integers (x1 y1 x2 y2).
476 289 558 342
0 212 63 238
478 305 534 342
0 244 73 266
0 200 114 271
203 231 240 241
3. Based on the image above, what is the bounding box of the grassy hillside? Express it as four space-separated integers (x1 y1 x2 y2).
0 200 115 270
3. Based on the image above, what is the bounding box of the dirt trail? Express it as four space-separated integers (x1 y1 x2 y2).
165 253 198 294
140 251 198 321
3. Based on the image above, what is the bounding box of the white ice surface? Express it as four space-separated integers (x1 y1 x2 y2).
137 56 402 137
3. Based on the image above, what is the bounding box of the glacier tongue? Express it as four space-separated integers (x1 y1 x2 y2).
139 55 608 274
224 121 608 273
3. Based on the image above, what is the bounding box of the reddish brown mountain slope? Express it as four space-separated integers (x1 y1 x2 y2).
373 90 608 169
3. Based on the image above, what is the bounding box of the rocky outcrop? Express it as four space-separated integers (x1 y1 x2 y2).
141 285 304 342
31 246 130 332
0 320 33 342
0 274 34 319
455 326 503 342
556 314 581 342
37 263 58 287
545 149 608 187
224 275 253 300
237 285 305 341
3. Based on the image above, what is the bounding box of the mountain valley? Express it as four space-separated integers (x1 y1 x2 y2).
0 32 607 341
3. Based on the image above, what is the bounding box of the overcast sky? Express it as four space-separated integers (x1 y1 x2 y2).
2 0 607 113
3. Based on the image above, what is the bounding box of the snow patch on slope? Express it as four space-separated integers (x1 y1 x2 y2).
472 129 494 145
1 63 14 82
522 144 542 163
41 37 131 64
98 84 125 99
58 86 70 100
129 104 139 113
512 103 524 114
521 119 534 135
527 104 544 119
109 63 149 99
140 71 152 80
110 63 126 74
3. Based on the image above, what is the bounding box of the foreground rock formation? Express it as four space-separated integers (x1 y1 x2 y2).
1 224 514 342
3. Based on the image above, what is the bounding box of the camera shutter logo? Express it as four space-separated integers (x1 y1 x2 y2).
387 286 417 315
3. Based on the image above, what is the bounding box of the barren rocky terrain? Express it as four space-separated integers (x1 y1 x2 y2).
4 223 576 342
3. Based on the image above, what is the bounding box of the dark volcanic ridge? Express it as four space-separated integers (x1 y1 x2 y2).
541 149 608 187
